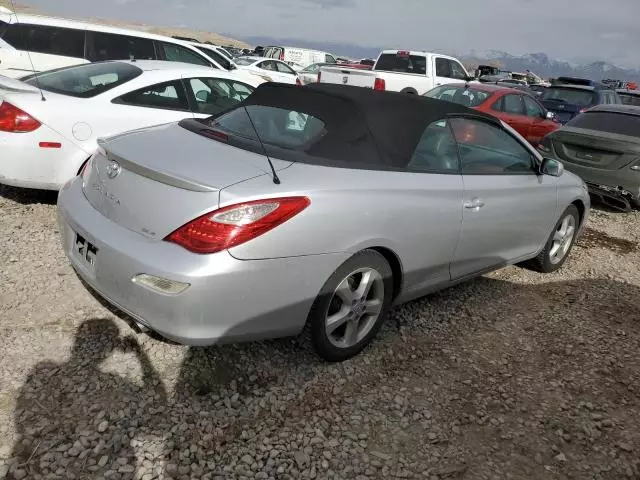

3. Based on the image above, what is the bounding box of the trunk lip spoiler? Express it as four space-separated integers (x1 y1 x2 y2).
101 146 219 193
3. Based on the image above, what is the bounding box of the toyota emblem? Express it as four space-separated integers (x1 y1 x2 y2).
106 160 121 179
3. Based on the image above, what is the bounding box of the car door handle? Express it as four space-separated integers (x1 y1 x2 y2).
464 198 485 210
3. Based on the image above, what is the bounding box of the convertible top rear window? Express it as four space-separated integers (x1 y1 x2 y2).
23 62 142 98
185 97 382 167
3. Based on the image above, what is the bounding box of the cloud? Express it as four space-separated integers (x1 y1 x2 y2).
22 0 640 68
301 0 356 7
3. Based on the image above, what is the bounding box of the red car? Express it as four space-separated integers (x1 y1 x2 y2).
425 83 560 145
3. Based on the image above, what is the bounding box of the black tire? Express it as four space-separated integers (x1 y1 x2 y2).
522 205 579 273
306 249 393 362
401 88 417 95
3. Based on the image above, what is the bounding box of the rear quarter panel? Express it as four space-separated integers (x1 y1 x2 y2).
222 162 465 290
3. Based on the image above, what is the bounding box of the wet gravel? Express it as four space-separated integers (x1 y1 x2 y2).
1 184 639 480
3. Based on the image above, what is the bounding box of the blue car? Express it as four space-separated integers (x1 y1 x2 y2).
540 77 622 124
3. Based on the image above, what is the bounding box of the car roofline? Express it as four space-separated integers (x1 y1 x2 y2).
0 12 217 48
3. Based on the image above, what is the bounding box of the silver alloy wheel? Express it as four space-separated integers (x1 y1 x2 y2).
325 267 385 349
549 214 576 264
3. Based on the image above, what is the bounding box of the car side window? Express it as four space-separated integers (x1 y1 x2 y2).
2 23 85 58
275 61 295 75
187 78 254 115
503 94 525 115
407 119 460 173
88 32 155 62
523 95 544 118
159 42 211 67
325 54 336 64
449 60 467 80
435 58 450 77
259 61 277 71
114 80 190 111
450 118 534 175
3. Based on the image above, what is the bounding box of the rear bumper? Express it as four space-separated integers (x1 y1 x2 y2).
561 162 640 201
0 127 88 190
57 177 349 346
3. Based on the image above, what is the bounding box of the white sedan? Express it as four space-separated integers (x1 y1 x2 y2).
0 60 265 190
233 56 299 85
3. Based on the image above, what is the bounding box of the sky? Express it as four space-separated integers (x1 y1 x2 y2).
19 0 640 68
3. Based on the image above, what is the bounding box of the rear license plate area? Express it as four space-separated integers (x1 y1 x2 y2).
73 232 98 270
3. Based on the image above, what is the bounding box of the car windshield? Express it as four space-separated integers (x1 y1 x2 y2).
619 92 640 106
22 62 142 98
374 53 427 75
235 57 258 66
424 86 492 107
540 87 596 107
566 111 640 137
195 46 233 69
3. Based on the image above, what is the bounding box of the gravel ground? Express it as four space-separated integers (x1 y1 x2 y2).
1 184 639 480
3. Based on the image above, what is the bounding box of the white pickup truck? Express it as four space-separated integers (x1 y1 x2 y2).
318 49 471 95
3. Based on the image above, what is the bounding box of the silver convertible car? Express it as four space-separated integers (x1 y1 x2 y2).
58 83 590 361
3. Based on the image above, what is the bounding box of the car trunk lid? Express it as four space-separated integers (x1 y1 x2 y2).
82 122 291 240
551 127 640 171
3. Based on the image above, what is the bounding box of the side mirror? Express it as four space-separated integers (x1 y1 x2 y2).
540 157 564 177
195 90 208 102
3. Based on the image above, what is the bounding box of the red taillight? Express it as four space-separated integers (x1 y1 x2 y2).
0 101 41 133
373 78 386 91
397 50 410 58
279 51 284 61
296 77 302 86
165 196 311 254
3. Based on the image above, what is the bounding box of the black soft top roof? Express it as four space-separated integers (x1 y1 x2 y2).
243 82 498 167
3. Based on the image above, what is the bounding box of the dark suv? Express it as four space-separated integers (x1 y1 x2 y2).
540 77 622 124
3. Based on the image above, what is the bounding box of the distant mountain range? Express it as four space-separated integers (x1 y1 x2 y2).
238 36 640 83
462 50 640 83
